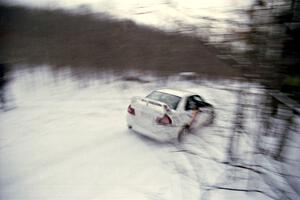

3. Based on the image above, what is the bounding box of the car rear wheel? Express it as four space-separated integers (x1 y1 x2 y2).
177 125 189 142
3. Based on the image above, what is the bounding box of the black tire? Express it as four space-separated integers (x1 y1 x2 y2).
177 126 189 142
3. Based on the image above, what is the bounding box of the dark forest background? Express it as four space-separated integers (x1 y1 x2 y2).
0 4 238 77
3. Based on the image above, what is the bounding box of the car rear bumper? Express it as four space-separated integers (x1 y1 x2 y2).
127 114 181 141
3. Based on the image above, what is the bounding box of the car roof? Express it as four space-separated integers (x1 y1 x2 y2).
155 88 197 98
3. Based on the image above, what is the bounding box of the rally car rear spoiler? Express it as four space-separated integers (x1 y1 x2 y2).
131 96 172 113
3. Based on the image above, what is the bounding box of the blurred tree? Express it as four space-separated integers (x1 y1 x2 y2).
227 0 300 100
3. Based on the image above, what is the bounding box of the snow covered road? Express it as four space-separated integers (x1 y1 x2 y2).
0 66 268 200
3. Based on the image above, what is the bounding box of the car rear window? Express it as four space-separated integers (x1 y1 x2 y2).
146 91 181 110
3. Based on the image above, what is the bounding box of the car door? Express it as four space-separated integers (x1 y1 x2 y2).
176 96 192 126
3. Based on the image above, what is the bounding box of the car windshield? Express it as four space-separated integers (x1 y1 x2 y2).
185 95 205 110
192 95 204 102
146 91 181 110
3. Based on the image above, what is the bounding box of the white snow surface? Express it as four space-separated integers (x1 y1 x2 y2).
0 66 274 200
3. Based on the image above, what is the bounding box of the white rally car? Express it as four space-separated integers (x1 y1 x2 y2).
127 88 214 141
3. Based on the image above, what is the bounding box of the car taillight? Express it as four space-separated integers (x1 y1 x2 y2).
127 105 135 115
156 114 172 125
